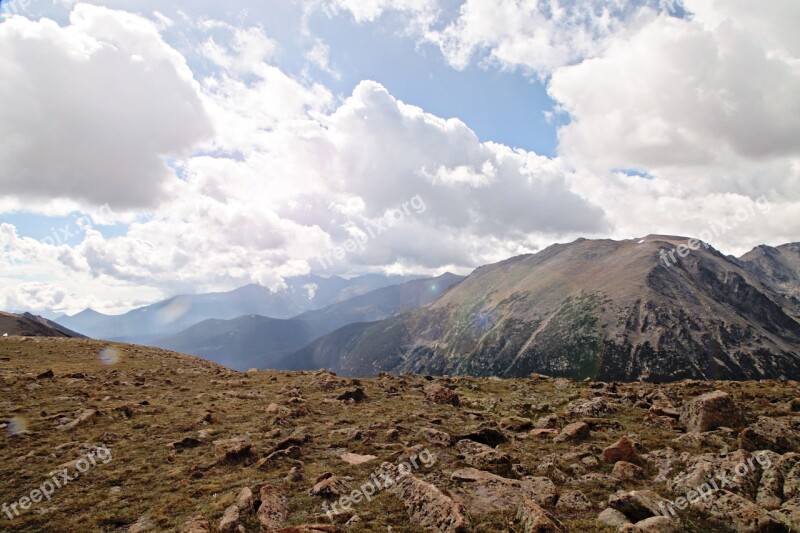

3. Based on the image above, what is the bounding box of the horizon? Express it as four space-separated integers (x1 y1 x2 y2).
2 1 799 315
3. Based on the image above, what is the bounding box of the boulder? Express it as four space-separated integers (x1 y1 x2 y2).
693 489 787 532
740 417 800 454
424 383 460 406
680 391 743 433
257 484 288 530
516 498 564 532
455 439 513 476
451 467 558 512
601 436 642 465
553 422 590 443
388 467 470 532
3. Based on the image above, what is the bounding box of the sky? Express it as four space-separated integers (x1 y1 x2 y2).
1 0 799 315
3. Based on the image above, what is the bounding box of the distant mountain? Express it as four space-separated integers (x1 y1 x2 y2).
288 236 800 381
153 273 464 370
738 242 800 317
0 311 85 338
56 274 419 342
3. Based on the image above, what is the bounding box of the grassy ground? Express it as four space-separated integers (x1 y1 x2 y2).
0 337 796 532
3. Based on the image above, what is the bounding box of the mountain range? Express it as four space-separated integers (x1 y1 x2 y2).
286 236 800 381
152 273 464 370
0 311 84 338
55 273 420 342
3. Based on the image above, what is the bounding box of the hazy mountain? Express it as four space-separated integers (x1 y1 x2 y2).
0 311 85 338
153 273 464 370
288 236 800 381
55 274 419 341
738 242 800 317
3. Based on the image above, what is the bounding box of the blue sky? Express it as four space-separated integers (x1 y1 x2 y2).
1 0 798 313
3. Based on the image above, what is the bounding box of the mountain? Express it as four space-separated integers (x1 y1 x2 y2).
55 274 419 342
738 242 800 317
153 273 464 370
0 311 85 338
288 236 800 381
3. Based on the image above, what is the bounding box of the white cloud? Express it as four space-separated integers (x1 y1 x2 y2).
0 5 212 209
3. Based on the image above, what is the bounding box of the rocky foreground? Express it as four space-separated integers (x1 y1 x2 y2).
1 337 799 532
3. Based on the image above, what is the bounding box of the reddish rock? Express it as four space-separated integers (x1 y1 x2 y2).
516 498 564 532
257 484 288 529
389 468 470 532
182 515 211 533
553 422 590 443
601 436 642 465
424 383 460 406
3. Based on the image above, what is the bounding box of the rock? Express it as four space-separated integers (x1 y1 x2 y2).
626 516 681 532
553 422 590 443
418 427 454 447
181 515 210 533
773 497 800 530
339 452 377 465
268 526 338 533
567 397 615 418
171 436 203 450
336 387 366 403
257 484 288 529
212 437 252 461
556 490 592 513
740 417 800 454
309 473 351 499
530 428 559 439
649 405 680 419
597 508 631 528
285 466 303 483
218 505 240 532
756 451 788 510
388 467 470 532
425 383 460 406
668 450 762 501
516 498 564 532
458 423 509 447
680 391 744 433
235 487 253 510
451 467 558 512
612 461 644 480
455 439 513 476
609 490 669 522
534 414 563 429
601 436 642 465
56 409 98 431
501 416 533 432
693 489 787 532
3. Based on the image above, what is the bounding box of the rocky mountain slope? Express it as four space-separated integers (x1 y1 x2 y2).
289 236 800 381
153 274 464 371
0 311 84 338
1 337 799 532
739 243 800 319
55 274 419 342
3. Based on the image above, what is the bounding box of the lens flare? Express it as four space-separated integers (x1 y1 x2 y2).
99 347 120 365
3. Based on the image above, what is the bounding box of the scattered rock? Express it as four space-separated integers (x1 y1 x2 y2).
516 498 564 532
740 416 800 454
257 484 288 529
56 409 98 431
309 473 351 499
601 436 642 465
181 515 210 533
212 437 252 461
612 461 644 480
556 491 593 513
425 383 460 406
451 467 558 512
418 427 454 447
336 388 366 403
501 416 533 432
693 489 787 532
680 390 744 433
553 422 590 443
388 467 470 532
339 452 377 465
530 428 559 439
597 507 631 528
455 439 513 476
609 490 669 523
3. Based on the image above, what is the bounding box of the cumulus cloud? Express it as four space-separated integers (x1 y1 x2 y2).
0 4 212 208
